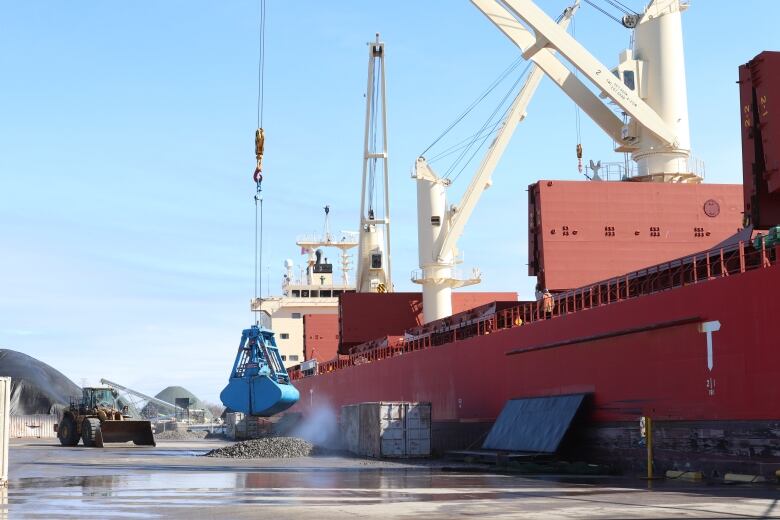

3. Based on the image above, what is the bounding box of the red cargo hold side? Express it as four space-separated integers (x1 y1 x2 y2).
528 180 744 291
303 314 339 362
294 261 780 424
338 292 517 354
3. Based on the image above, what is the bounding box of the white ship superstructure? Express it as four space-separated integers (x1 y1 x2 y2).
251 208 358 362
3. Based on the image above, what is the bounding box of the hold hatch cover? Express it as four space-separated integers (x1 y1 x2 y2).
482 393 588 453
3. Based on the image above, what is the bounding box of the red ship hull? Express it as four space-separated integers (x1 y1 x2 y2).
290 253 780 475
286 51 780 476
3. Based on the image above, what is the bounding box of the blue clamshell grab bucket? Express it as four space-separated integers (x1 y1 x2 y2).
221 374 300 416
220 325 300 417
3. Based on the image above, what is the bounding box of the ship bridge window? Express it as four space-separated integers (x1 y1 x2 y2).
292 290 300 298
301 290 309 297
291 312 301 319
623 70 635 90
321 290 332 297
333 290 343 297
281 355 287 361
289 355 299 362
280 333 290 340
310 290 319 298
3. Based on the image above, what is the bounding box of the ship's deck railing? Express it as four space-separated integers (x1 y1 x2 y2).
585 155 705 181
288 240 777 381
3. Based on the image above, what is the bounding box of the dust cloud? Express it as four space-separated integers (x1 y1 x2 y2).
291 403 339 448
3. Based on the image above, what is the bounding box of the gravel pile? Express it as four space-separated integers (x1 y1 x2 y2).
155 429 210 441
204 437 314 458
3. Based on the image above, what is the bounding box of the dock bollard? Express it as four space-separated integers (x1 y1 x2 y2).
646 416 653 479
640 416 654 479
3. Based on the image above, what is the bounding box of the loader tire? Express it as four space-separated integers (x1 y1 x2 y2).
58 416 80 447
81 418 101 447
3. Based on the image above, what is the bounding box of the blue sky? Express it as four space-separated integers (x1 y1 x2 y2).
1 1 777 403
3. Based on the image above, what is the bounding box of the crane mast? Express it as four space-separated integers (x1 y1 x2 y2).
356 34 393 293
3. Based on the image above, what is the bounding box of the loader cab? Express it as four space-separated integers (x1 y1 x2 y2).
82 387 118 410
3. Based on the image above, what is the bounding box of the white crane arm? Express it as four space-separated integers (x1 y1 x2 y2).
471 0 624 144
100 378 178 411
499 0 678 147
436 5 577 262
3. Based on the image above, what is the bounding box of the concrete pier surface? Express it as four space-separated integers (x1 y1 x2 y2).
5 438 780 519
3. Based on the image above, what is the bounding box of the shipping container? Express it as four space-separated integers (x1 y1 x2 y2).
341 404 360 454
224 412 301 440
740 51 780 228
405 402 432 456
340 402 431 458
338 292 517 353
225 412 270 440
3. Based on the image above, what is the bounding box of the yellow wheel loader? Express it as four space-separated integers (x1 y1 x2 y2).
56 387 155 447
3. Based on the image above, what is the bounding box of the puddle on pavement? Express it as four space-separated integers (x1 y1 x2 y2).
7 468 542 517
19 444 777 518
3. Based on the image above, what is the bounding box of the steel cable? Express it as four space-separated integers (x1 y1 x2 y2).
427 120 504 164
256 0 266 128
583 0 622 24
419 57 524 158
448 63 532 183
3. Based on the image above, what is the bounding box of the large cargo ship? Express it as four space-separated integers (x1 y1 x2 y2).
280 2 780 476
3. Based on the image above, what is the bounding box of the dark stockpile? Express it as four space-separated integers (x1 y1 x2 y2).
204 437 314 458
0 349 80 416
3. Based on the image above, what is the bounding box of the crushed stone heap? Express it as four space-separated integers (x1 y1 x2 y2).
204 437 314 458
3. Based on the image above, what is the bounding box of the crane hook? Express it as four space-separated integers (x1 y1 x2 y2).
254 128 265 188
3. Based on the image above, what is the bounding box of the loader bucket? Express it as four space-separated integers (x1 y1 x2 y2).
95 420 156 447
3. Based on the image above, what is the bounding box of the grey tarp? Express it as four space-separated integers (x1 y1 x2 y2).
482 393 587 453
0 349 140 418
0 349 80 416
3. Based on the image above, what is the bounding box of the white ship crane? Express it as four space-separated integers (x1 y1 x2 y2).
356 34 393 293
413 4 578 324
473 0 697 182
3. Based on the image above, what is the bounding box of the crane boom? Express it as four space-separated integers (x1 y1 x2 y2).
471 0 625 145
500 0 676 146
438 4 577 262
477 0 697 181
413 4 577 324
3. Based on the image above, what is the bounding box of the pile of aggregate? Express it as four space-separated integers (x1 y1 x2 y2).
204 437 314 458
154 429 209 440
0 349 80 416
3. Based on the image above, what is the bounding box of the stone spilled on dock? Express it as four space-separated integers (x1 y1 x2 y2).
204 437 314 458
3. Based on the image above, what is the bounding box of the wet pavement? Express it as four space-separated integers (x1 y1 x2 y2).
6 438 780 518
